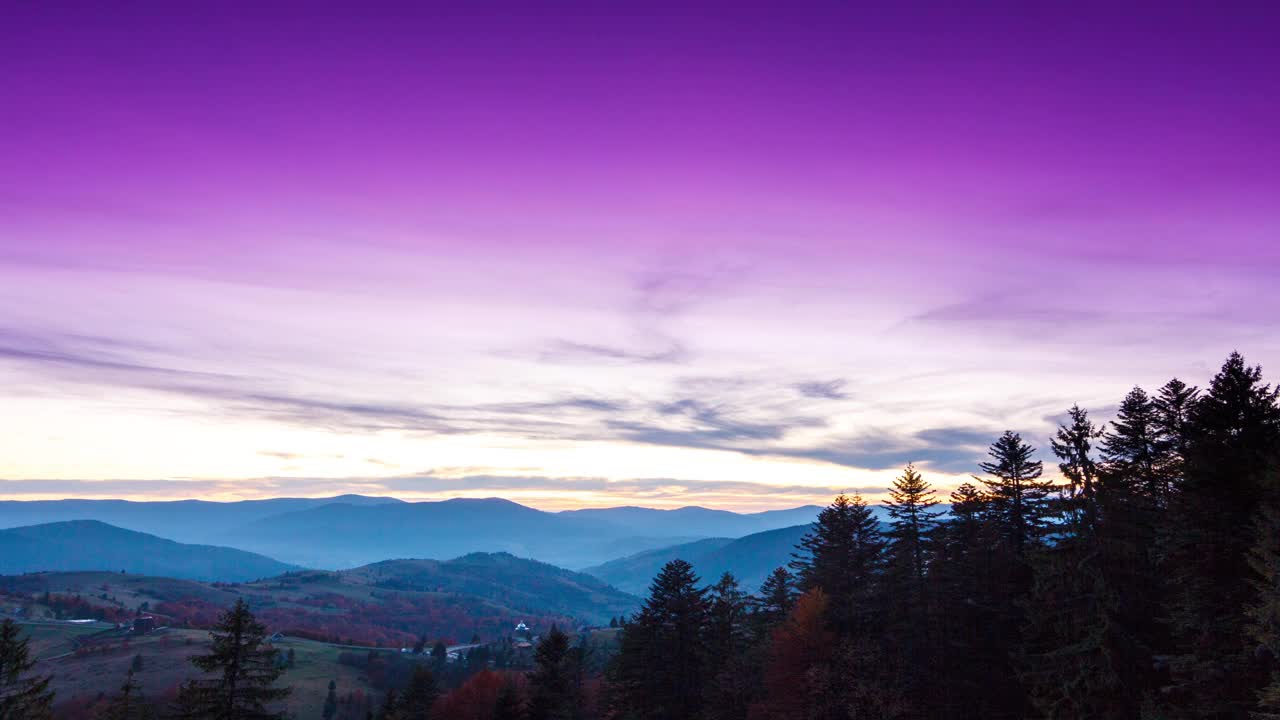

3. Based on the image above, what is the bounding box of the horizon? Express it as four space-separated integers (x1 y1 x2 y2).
3 3 1278 511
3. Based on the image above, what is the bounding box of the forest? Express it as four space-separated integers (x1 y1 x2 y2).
3 350 1278 719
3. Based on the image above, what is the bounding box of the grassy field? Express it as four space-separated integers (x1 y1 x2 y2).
18 621 383 718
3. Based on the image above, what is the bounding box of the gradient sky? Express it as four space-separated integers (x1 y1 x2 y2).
1 2 1278 509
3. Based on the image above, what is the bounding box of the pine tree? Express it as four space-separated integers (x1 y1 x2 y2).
977 431 1051 559
98 668 156 720
323 680 339 720
790 494 886 637
1163 353 1280 716
1051 405 1103 531
1152 378 1200 489
177 598 291 719
703 573 752 720
399 665 437 720
0 618 54 720
1103 387 1169 501
1019 404 1147 720
526 626 578 720
608 559 709 720
752 567 795 633
884 464 942 606
883 464 942 708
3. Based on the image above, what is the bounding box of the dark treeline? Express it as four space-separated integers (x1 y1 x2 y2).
601 351 1280 720
3 351 1279 719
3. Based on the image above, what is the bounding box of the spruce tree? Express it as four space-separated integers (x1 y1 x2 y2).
608 559 708 720
177 598 291 719
884 463 941 605
1164 353 1280 716
0 618 53 720
1020 405 1146 720
703 573 752 720
399 665 437 720
99 668 156 720
752 567 795 633
1103 387 1167 501
977 431 1051 559
1051 405 1103 531
790 493 886 637
883 464 942 708
1152 377 1200 487
526 626 577 720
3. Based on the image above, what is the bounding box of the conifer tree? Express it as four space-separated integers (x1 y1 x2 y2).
99 668 155 720
608 559 709 720
177 598 290 719
399 665 438 720
1102 387 1167 500
883 464 942 707
1164 353 1280 716
1051 405 1103 530
526 626 578 720
752 567 795 633
1152 377 1200 486
790 494 886 637
1020 405 1147 720
884 464 941 605
0 618 53 720
977 431 1051 559
703 573 752 720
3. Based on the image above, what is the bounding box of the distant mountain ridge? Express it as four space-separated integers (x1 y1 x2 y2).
347 552 639 625
0 494 404 545
583 525 811 595
0 520 297 582
583 508 897 595
0 495 825 570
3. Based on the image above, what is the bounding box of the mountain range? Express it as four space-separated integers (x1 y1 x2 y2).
0 520 297 581
0 495 824 570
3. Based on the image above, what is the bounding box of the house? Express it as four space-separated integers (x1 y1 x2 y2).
132 616 156 635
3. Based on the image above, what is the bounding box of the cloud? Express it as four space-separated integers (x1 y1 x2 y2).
794 379 849 400
531 339 688 365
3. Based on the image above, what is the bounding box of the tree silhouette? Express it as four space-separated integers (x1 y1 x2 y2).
177 598 290 719
0 619 53 720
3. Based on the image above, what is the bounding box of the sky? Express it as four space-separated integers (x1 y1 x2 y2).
1 2 1278 510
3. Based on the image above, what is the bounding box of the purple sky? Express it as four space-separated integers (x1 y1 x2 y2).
2 3 1278 508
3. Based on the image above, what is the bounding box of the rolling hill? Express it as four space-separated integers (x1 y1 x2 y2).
583 524 813 595
0 520 297 581
347 552 638 625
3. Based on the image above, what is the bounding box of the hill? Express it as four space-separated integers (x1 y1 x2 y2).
555 505 822 538
0 521 297 582
348 552 638 626
583 525 812 595
3 549 637 648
